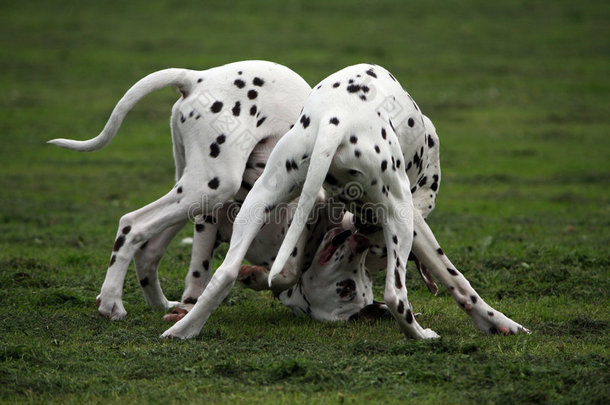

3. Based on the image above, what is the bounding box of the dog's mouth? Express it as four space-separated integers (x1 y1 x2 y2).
317 228 369 266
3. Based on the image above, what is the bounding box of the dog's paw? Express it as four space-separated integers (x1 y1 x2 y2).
238 265 270 291
160 322 200 340
96 294 127 320
421 328 441 339
471 308 530 336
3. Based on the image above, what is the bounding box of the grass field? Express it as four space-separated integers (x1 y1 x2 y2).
1 0 608 403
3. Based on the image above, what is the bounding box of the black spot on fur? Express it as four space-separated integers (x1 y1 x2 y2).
394 269 403 289
347 84 361 93
291 247 298 257
285 159 298 172
300 115 310 128
437 248 444 255
471 295 478 304
203 260 210 270
140 241 149 250
250 105 257 116
447 268 459 276
256 117 267 127
210 143 220 157
139 277 149 287
329 117 340 125
381 160 388 172
365 68 377 78
204 215 216 224
397 300 404 314
392 235 398 244
232 101 241 116
350 135 358 144
406 309 413 324
113 235 125 252
354 149 361 158
408 118 415 127
333 82 340 88
210 101 223 113
195 223 204 232
193 271 201 278
336 279 357 300
253 77 264 86
247 90 258 99
176 187 183 194
109 255 116 267
488 311 494 317
208 177 219 189
122 226 131 235
381 128 387 139
374 145 380 154
427 134 435 148
234 79 245 88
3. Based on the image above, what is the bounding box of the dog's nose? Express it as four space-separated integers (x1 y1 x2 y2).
331 229 352 246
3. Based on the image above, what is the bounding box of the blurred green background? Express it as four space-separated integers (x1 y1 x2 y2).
1 0 608 403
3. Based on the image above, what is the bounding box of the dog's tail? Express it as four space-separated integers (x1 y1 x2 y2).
268 116 344 288
48 68 193 152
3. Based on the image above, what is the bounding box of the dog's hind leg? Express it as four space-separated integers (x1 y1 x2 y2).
180 214 220 304
133 221 186 310
411 212 530 335
97 171 241 320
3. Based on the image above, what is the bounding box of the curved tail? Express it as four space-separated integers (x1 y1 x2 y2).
268 118 345 288
48 68 193 152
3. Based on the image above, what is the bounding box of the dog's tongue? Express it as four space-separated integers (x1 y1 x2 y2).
318 242 339 266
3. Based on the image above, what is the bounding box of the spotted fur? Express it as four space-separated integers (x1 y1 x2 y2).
163 64 529 340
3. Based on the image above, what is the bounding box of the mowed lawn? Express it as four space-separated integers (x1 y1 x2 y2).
1 0 608 403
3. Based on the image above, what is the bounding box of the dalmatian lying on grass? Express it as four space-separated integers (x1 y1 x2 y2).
162 64 530 340
166 208 388 323
48 61 313 320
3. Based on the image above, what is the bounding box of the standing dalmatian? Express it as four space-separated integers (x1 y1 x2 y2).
49 61 312 320
162 64 529 340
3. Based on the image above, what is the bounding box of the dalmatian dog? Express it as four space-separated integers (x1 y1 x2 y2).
162 64 529 340
48 61 312 320
238 220 392 323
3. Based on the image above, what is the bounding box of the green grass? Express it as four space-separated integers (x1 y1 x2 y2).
1 0 609 403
